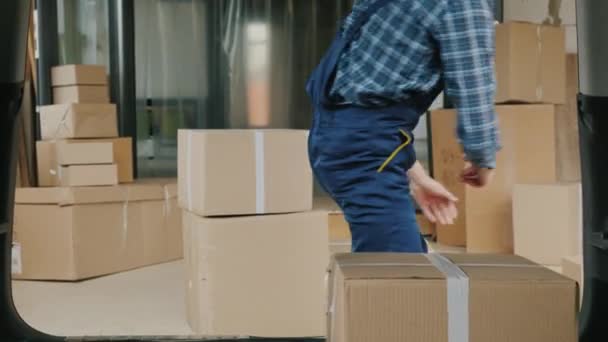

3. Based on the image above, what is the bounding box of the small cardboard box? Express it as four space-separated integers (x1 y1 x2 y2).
495 22 566 104
40 103 117 140
56 141 114 165
51 65 107 86
430 105 558 252
53 85 110 104
183 210 328 337
37 137 133 186
513 183 581 266
59 164 119 187
328 253 578 342
12 182 182 281
178 129 312 216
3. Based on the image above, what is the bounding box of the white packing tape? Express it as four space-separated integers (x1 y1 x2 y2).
121 187 131 250
426 254 469 342
254 130 265 214
186 131 193 212
536 26 543 101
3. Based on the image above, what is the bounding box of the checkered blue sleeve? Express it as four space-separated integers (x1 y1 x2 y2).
435 0 499 169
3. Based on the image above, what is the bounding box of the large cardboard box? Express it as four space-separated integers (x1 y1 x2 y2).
183 210 328 337
513 183 581 266
495 22 566 104
178 129 313 216
51 65 107 86
431 105 558 252
328 253 578 342
55 141 114 165
12 183 182 281
53 85 110 104
40 103 117 140
37 138 133 186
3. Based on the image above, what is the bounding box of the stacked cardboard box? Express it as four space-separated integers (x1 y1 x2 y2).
431 22 580 253
12 182 182 281
37 65 133 187
12 65 182 281
178 129 328 337
327 253 578 342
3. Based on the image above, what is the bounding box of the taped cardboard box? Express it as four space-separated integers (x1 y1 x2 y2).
178 129 312 216
40 103 118 140
37 138 133 186
51 65 108 86
183 210 328 337
495 22 566 104
513 183 581 266
328 253 578 342
53 85 110 104
431 105 558 251
12 182 182 281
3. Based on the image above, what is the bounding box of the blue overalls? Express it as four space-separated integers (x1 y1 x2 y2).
307 0 437 253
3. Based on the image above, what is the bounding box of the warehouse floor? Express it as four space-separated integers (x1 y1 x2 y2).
12 261 193 337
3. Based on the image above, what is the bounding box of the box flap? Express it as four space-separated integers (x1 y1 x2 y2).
444 254 573 282
15 182 177 206
332 253 445 280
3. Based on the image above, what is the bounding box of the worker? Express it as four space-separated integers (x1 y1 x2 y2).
307 0 499 252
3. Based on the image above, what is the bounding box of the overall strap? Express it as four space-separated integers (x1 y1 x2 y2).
343 0 394 42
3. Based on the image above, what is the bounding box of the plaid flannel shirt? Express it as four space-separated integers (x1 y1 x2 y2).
331 0 499 168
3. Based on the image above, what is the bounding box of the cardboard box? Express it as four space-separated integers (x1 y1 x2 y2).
183 210 328 337
51 65 107 86
178 129 313 216
53 85 110 104
513 183 581 266
40 103 117 140
328 253 578 342
562 255 583 287
59 164 118 187
37 138 133 186
328 212 350 241
495 22 566 104
556 54 581 182
56 141 114 165
12 182 182 281
416 212 436 237
431 105 558 252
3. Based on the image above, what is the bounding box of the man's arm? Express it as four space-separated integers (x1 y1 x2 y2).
434 0 499 169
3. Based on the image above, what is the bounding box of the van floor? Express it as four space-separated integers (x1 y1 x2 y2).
12 260 192 337
10 243 561 337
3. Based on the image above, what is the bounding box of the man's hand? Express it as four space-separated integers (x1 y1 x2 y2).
460 161 495 187
411 175 458 225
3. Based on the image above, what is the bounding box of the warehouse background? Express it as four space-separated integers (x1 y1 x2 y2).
11 0 586 337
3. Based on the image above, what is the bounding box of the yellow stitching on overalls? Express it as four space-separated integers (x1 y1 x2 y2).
377 129 412 173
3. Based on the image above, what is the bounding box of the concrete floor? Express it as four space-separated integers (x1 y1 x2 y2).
12 261 192 337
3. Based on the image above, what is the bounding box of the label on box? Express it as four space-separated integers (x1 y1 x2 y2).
11 243 22 275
